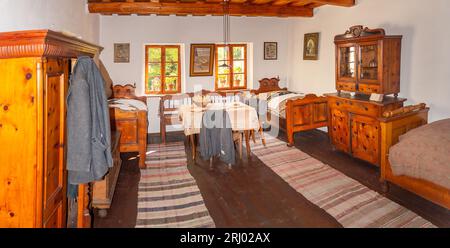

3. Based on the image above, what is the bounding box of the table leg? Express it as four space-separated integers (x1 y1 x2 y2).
238 133 243 159
190 134 196 161
259 126 266 146
244 130 251 158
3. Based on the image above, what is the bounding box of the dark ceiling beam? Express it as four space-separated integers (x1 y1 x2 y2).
313 0 355 7
88 2 314 17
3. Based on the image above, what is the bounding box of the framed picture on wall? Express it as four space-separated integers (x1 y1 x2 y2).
303 33 319 60
190 44 215 77
114 43 130 63
264 42 278 60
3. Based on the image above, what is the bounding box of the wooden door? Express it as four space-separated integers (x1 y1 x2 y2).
330 108 350 153
42 58 69 228
350 114 380 165
358 41 382 87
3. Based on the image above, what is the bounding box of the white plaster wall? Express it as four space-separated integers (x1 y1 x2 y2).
100 15 291 133
0 0 100 43
287 0 450 122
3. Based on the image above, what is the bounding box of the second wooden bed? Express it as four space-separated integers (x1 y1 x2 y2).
250 78 328 146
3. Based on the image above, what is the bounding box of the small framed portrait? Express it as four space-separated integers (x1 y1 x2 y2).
264 42 278 60
303 33 320 60
190 44 215 77
114 43 130 63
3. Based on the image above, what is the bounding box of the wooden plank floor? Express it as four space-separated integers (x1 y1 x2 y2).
94 130 450 228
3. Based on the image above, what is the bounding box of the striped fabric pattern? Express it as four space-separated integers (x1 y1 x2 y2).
136 142 215 228
251 136 435 228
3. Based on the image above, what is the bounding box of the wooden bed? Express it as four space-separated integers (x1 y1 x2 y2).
109 84 148 169
379 104 450 210
251 78 328 146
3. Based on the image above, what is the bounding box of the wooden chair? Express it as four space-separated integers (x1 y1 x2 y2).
206 131 243 170
159 93 193 143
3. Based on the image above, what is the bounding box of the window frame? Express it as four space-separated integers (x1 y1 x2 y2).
215 44 247 91
145 45 182 95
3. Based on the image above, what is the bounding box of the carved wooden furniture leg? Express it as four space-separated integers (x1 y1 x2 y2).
244 130 251 158
138 141 147 169
380 179 390 194
77 183 92 228
287 130 294 147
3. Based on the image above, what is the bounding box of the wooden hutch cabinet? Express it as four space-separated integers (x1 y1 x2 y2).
335 25 402 96
327 26 405 166
0 30 102 227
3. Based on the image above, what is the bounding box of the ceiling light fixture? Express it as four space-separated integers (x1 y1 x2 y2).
220 0 231 68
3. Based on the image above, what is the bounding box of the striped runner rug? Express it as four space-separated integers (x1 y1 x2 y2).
136 142 215 228
250 135 435 228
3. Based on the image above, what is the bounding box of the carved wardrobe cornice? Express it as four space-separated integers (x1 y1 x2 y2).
335 25 388 42
0 30 103 59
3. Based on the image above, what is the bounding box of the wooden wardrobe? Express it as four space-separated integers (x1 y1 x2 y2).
327 26 405 166
0 30 102 227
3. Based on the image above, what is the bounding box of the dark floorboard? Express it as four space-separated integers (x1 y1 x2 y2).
94 130 450 228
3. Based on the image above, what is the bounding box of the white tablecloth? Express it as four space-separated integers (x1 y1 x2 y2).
178 102 260 136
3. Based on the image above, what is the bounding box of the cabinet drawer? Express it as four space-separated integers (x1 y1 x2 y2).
359 84 381 94
329 98 380 117
337 82 356 92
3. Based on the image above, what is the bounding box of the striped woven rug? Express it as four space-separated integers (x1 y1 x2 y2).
136 142 215 228
251 135 435 228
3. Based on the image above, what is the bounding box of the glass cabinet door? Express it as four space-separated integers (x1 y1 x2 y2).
358 43 379 82
338 45 357 81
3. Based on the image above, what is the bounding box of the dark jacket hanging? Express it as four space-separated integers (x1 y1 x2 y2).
66 56 113 185
199 109 236 165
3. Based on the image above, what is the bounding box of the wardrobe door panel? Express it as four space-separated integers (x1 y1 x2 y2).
43 59 68 228
0 58 39 227
330 108 350 153
351 115 380 165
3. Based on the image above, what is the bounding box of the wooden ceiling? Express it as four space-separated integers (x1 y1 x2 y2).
87 0 355 17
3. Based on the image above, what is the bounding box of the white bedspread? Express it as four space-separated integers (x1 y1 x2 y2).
267 93 305 117
108 98 148 111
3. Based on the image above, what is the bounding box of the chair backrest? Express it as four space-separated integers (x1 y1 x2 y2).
160 93 194 115
159 90 243 117
209 94 241 104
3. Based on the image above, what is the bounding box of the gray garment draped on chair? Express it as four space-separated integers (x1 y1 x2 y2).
199 109 236 165
66 56 113 186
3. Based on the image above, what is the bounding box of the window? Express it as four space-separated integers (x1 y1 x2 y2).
145 45 181 94
215 44 247 90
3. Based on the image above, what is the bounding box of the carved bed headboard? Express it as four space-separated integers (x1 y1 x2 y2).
251 77 287 94
111 84 147 104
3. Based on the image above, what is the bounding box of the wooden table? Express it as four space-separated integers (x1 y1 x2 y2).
178 102 265 160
